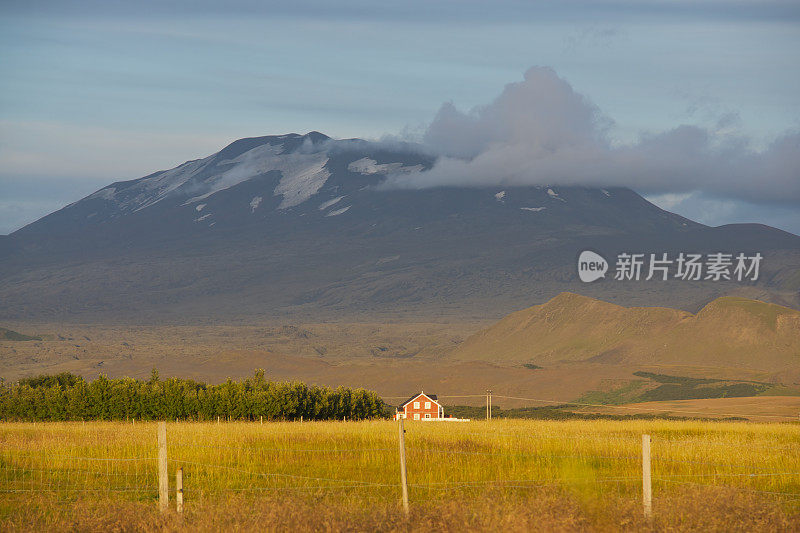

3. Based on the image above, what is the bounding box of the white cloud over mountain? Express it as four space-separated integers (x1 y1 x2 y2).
386 67 799 209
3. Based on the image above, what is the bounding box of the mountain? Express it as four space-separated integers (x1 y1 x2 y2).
451 292 800 374
0 132 798 322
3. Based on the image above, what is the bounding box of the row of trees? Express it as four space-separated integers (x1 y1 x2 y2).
0 370 390 421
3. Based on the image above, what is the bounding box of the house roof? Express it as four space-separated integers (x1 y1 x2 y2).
399 392 439 408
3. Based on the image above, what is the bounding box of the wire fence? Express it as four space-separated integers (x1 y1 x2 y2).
0 450 158 498
1 412 799 514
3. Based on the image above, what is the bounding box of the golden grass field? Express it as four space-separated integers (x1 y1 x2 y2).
2 419 800 532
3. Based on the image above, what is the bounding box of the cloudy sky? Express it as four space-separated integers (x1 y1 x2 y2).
1 0 798 234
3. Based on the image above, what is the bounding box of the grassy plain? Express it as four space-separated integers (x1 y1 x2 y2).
2 419 800 531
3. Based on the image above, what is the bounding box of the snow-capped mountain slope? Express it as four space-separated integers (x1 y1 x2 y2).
105 133 333 212
15 132 432 238
2 132 799 321
63 133 338 215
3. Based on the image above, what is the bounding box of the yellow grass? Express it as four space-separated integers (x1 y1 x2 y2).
2 419 800 531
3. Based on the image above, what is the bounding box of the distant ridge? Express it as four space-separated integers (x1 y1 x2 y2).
451 293 800 373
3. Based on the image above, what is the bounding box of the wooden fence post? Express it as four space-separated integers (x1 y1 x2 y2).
398 417 409 516
176 467 183 514
158 421 168 512
642 434 652 519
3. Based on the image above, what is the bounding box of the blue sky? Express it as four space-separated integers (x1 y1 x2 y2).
1 0 798 234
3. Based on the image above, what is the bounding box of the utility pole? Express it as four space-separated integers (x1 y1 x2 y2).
486 389 493 420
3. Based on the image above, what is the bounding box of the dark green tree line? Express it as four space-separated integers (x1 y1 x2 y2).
0 370 389 421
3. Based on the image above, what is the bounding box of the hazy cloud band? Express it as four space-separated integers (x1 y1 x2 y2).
384 67 800 207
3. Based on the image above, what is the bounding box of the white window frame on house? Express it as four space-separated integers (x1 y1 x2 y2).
425 413 431 419
425 401 431 409
414 413 420 420
413 401 420 409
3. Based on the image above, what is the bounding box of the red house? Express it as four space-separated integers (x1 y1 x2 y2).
395 391 444 420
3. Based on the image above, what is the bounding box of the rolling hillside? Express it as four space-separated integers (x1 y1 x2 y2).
451 293 800 374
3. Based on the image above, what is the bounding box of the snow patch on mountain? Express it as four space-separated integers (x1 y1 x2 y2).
194 213 212 222
547 188 566 202
273 156 330 209
170 142 330 208
325 206 351 217
250 196 262 212
195 204 206 212
494 191 506 202
348 158 422 175
185 144 286 204
319 196 344 210
521 207 546 212
133 156 215 212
